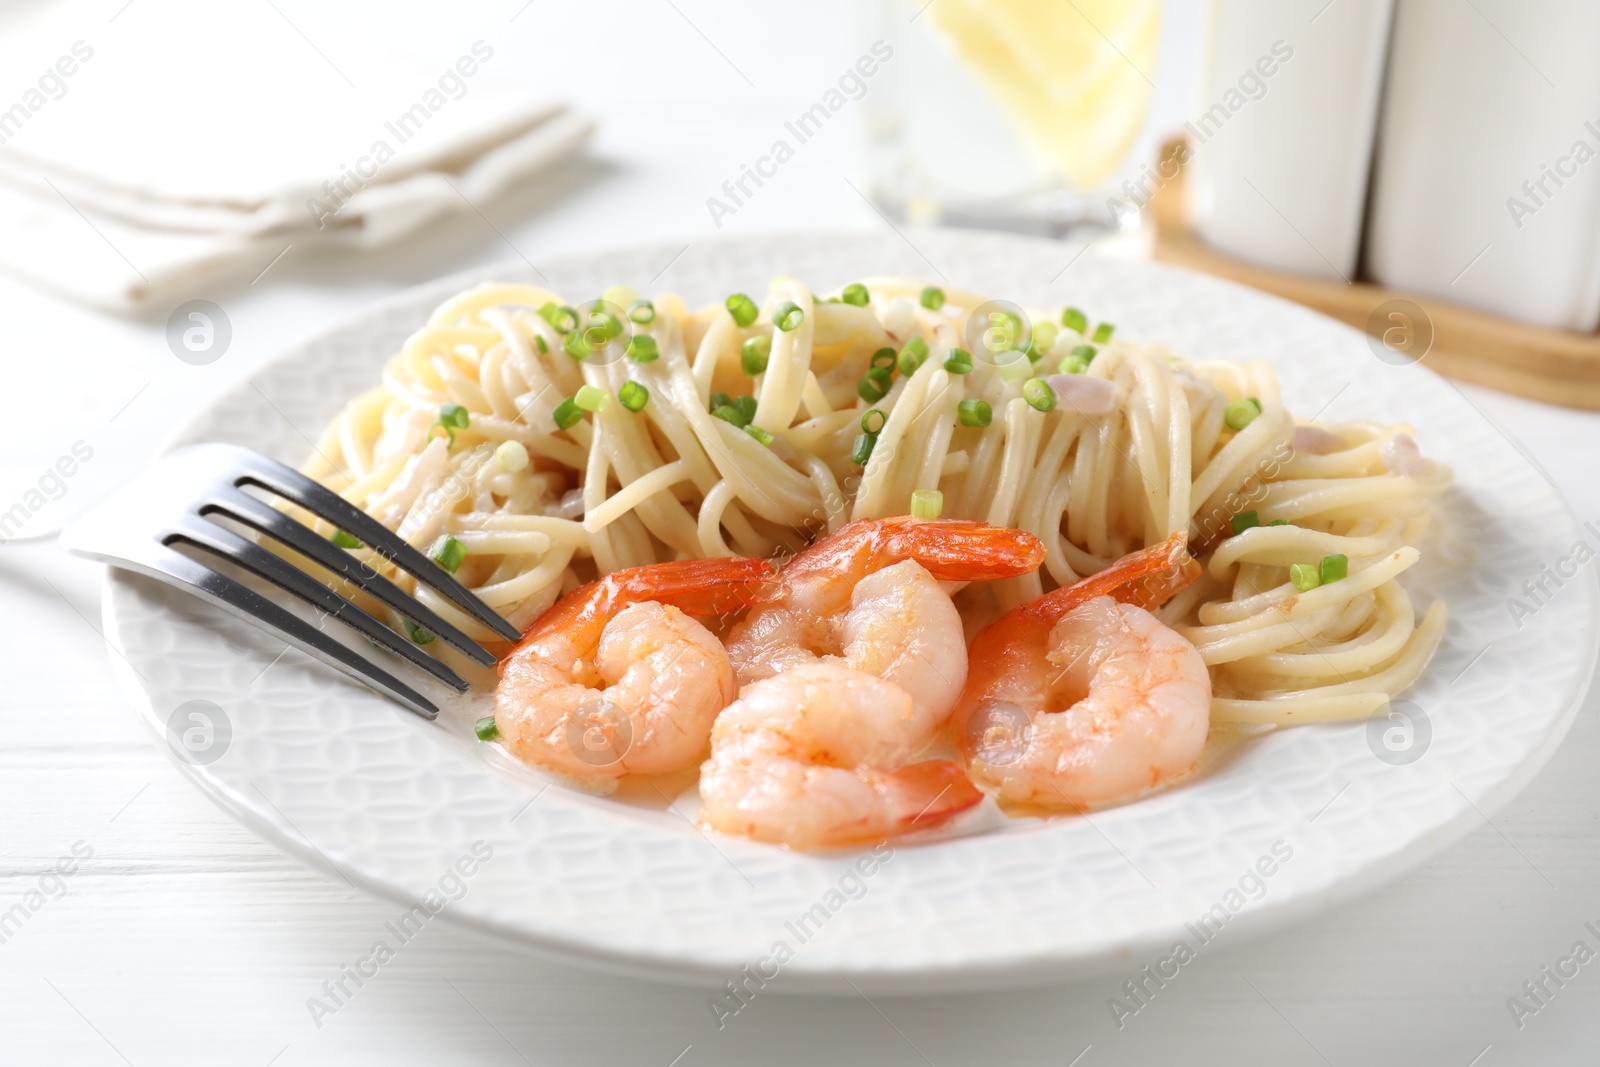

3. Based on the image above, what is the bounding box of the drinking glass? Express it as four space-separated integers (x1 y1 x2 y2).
865 0 1169 237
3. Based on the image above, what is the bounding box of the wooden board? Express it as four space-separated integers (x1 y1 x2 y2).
1149 139 1600 410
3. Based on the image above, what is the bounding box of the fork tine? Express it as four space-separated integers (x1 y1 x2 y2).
205 486 497 667
168 515 470 693
135 542 438 719
237 453 522 643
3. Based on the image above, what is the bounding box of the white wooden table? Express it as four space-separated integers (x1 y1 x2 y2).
2 3 1598 1063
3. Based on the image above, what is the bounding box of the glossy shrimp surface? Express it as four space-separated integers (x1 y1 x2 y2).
699 662 982 849
495 557 775 790
949 535 1211 809
725 517 1045 732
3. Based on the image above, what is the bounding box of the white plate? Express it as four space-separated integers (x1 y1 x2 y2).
100 229 1599 994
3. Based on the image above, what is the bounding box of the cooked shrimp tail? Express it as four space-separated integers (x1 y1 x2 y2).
883 760 984 831
598 555 779 618
527 555 778 644
1023 533 1198 626
782 516 1046 587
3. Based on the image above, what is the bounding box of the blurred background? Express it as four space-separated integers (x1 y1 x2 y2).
4 1 1600 1063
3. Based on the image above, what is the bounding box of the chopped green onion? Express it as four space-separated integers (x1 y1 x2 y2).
1037 320 1061 350
474 715 500 741
1289 563 1321 592
330 529 363 549
898 336 929 375
628 299 656 324
534 334 548 354
589 308 624 341
1267 519 1290 527
1318 553 1349 584
574 384 608 413
1224 397 1263 431
958 398 992 428
1019 338 1043 363
619 380 650 412
1022 377 1056 412
861 409 887 434
870 346 897 371
710 391 731 411
726 292 759 327
920 286 946 310
851 431 877 466
495 440 529 472
1060 344 1097 375
910 488 943 519
773 301 804 332
429 534 467 574
552 397 584 430
1061 307 1088 333
626 334 659 363
563 329 593 361
1092 322 1115 343
741 334 772 375
858 370 890 402
430 403 470 446
743 424 774 446
405 620 435 645
712 404 748 427
539 303 579 332
1230 510 1260 535
944 348 973 375
841 283 870 307
711 396 758 426
603 284 639 309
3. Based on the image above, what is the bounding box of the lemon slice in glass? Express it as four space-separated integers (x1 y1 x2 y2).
929 0 1161 189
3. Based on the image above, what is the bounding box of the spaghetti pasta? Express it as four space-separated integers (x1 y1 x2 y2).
300 276 1451 726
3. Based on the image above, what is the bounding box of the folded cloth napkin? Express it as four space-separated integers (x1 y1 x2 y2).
0 1 593 312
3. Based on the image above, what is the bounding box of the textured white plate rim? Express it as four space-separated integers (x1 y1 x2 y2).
95 228 1600 994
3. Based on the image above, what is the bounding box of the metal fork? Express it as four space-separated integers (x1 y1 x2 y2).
60 443 521 719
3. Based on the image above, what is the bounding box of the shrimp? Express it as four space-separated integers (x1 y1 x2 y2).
699 662 983 849
724 517 1046 738
495 556 776 790
948 534 1211 809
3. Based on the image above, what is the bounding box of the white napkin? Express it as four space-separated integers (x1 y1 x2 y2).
0 1 593 312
